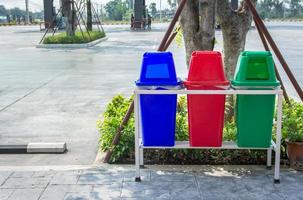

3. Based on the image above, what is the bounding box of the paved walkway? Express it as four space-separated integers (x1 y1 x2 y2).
0 165 302 200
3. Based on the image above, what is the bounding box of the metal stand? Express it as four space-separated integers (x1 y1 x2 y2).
134 88 283 183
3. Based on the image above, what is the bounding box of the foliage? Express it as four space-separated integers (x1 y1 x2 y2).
97 95 134 163
122 9 134 21
167 0 177 10
98 95 266 164
0 5 42 20
281 99 303 142
257 0 303 19
289 0 303 17
174 25 184 48
257 0 285 19
43 31 105 44
0 5 6 16
149 3 157 17
104 0 128 21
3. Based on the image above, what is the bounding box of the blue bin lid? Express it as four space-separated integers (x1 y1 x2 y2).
136 52 182 86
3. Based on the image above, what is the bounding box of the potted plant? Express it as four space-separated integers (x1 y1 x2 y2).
282 99 303 170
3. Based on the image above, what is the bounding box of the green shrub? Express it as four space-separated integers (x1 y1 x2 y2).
282 99 303 142
43 30 105 44
97 95 134 163
98 95 270 164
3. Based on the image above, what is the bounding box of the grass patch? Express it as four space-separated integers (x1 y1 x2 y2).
43 30 106 44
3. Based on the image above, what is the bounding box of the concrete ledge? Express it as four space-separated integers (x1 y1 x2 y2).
36 36 108 49
0 142 67 154
27 142 67 153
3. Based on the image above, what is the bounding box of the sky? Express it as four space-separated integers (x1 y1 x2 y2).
0 0 170 12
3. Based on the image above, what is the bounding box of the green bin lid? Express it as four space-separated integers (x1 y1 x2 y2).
231 51 280 87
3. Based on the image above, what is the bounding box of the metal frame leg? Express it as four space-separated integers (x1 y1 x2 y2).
139 148 144 168
267 148 272 169
274 94 282 184
138 97 144 169
134 93 141 182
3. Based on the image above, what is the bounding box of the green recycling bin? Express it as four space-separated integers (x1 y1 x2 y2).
232 51 280 148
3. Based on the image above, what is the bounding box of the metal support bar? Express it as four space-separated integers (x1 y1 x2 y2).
267 149 272 169
274 93 283 183
134 93 141 181
134 89 282 182
139 148 144 167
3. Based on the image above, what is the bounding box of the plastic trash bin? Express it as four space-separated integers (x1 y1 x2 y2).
232 51 280 148
184 51 229 147
136 52 182 146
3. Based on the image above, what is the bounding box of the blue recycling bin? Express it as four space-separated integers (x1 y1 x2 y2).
136 52 181 146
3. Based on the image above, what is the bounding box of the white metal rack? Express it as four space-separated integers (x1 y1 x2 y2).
134 88 283 183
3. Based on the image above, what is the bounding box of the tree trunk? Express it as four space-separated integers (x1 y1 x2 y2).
216 0 255 121
87 0 93 31
179 0 216 65
178 0 254 121
216 0 253 80
62 0 76 37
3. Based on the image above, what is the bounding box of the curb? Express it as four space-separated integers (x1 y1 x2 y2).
36 36 108 49
0 142 67 154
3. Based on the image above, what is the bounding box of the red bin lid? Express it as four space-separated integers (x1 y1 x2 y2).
184 51 229 86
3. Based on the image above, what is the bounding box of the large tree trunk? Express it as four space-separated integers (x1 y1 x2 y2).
216 0 255 121
179 0 216 65
62 0 76 37
179 0 254 121
216 0 254 80
87 0 93 31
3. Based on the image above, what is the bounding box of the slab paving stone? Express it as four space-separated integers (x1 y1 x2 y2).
0 172 12 186
0 189 14 200
150 171 195 182
169 181 201 200
32 171 55 178
123 170 151 182
63 192 90 200
1 177 50 189
120 198 169 200
8 188 44 200
11 171 34 178
90 183 122 200
50 170 82 185
274 171 303 200
39 185 93 200
77 171 124 185
121 181 171 198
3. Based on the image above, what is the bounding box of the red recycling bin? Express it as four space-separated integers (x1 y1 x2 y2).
184 51 229 147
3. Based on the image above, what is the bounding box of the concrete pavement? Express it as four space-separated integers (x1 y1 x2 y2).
0 24 186 166
0 165 302 200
